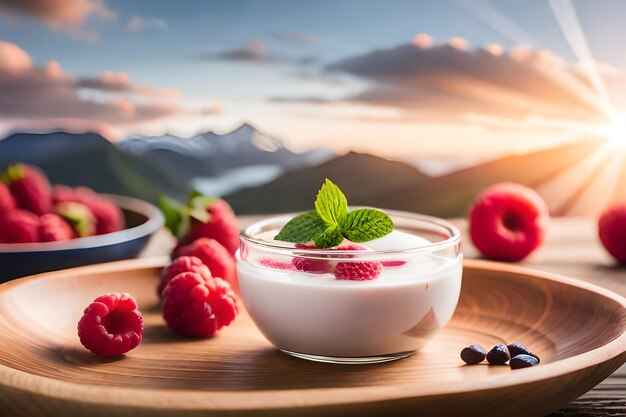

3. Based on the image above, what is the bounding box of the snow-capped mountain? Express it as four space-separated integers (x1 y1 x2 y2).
120 123 334 179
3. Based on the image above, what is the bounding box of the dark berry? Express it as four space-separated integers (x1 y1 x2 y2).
507 342 540 363
486 344 510 365
460 344 488 365
510 354 539 369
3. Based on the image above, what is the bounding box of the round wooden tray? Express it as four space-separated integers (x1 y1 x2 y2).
0 258 624 417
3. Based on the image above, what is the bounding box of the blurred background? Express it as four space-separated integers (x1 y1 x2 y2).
1 0 625 217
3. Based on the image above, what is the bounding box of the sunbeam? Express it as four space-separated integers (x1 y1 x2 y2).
549 0 613 116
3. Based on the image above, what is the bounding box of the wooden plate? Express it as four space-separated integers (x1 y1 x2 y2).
0 258 624 417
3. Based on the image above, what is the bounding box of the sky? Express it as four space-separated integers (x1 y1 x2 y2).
1 0 626 162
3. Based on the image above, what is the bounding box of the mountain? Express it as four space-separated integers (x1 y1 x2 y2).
0 132 190 202
223 139 605 216
223 152 430 214
378 138 605 217
120 123 334 180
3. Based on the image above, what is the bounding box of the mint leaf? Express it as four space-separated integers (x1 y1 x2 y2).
314 179 348 226
275 211 327 243
341 208 394 242
314 226 343 248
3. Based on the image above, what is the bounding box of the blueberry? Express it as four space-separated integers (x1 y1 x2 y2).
486 344 510 365
460 344 488 365
510 354 539 369
507 342 540 364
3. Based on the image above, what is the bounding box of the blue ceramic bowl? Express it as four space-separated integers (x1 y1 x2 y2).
0 195 164 282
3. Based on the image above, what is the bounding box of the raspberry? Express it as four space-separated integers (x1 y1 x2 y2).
184 199 239 256
598 204 626 262
291 241 371 273
469 182 548 261
38 213 74 242
158 256 212 297
56 201 96 237
175 238 237 288
3 163 51 215
334 261 382 281
0 209 40 243
53 186 124 235
77 293 143 357
162 272 238 337
0 182 16 214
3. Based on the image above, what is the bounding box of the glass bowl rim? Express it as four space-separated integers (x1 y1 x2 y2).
240 208 461 257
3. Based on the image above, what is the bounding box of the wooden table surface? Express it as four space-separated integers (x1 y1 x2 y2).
142 216 626 417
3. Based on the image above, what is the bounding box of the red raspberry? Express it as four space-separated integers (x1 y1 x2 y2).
175 238 237 288
77 293 143 357
56 201 97 237
38 213 74 242
184 199 239 256
52 186 124 235
292 257 332 273
0 182 16 214
334 261 382 281
0 209 40 243
158 256 212 297
599 203 626 262
292 243 331 273
469 182 548 262
162 272 237 337
4 163 51 215
291 241 368 273
75 187 125 235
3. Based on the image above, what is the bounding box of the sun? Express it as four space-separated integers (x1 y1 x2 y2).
607 114 626 148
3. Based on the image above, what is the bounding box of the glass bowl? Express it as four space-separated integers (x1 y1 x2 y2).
237 209 462 364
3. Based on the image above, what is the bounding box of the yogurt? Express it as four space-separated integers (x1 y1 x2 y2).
237 227 463 361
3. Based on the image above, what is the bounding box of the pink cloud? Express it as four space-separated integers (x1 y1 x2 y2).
274 36 610 123
0 0 114 39
0 41 218 138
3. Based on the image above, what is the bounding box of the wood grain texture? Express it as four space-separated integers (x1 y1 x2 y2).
0 257 624 417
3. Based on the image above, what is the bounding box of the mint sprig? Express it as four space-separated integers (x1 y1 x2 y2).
275 179 394 248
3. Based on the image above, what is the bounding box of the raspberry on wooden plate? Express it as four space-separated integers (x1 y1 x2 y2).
77 293 143 357
162 272 238 338
158 256 212 298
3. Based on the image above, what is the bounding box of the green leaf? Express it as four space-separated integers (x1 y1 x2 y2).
314 226 343 248
158 195 184 236
340 208 394 243
314 178 348 226
275 211 327 243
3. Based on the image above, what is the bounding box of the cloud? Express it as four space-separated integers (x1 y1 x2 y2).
77 71 181 98
208 41 318 66
268 31 319 45
210 42 274 65
124 15 167 33
273 35 609 123
0 0 114 40
0 41 218 138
